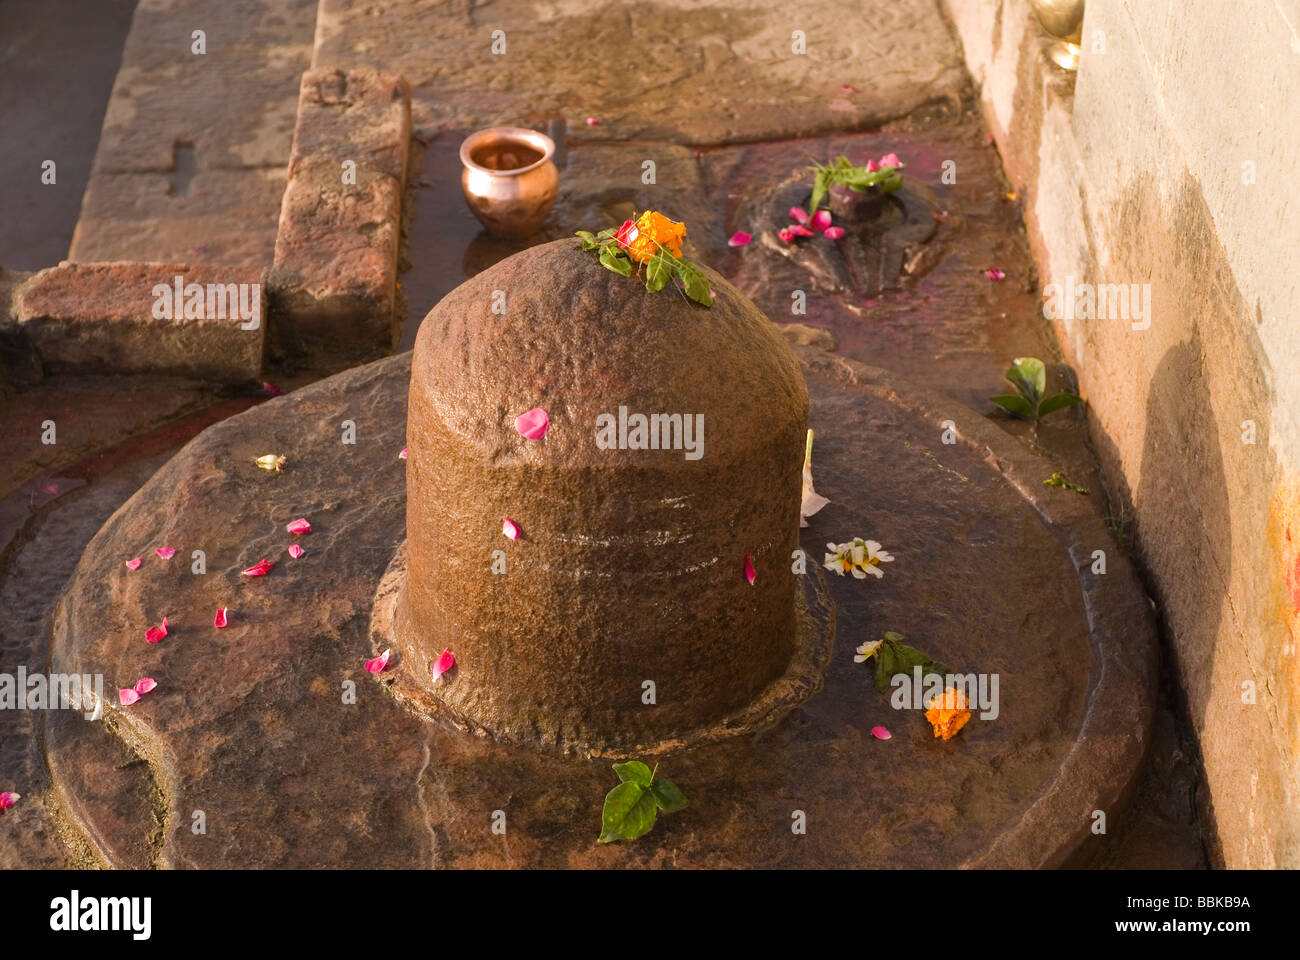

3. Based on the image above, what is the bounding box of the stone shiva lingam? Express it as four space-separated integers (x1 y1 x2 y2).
385 217 812 750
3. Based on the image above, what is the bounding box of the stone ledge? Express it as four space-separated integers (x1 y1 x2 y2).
268 67 412 362
17 262 265 383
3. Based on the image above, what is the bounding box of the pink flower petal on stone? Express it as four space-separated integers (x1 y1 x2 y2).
728 230 752 247
431 647 455 681
586 116 600 126
286 517 312 535
789 206 810 225
0 791 19 811
515 407 550 440
871 725 892 740
778 227 795 243
214 607 228 628
502 517 521 540
145 616 169 644
287 543 305 559
809 210 832 232
823 226 846 240
365 649 392 674
984 268 1006 281
879 153 901 168
840 84 857 93
242 558 274 577
399 447 408 460
865 158 878 172
125 557 143 571
263 382 284 396
134 677 157 695
745 554 757 585
155 547 175 559
119 688 140 706
789 224 815 238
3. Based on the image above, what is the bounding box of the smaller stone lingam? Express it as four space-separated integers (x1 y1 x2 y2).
459 127 559 239
382 238 818 752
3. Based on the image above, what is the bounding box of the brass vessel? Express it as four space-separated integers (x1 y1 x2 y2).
459 127 558 239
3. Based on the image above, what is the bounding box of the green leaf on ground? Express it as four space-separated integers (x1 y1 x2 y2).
990 394 1034 419
649 779 688 813
613 760 654 786
598 781 659 843
1037 392 1082 417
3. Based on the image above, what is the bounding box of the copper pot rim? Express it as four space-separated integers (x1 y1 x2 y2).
459 127 556 178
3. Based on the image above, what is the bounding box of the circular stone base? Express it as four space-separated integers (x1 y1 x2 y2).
44 347 1157 868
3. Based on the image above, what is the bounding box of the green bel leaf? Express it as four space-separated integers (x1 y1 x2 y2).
612 760 654 786
1006 357 1047 406
809 169 829 215
648 778 688 813
598 781 659 843
594 226 618 241
873 641 900 692
1037 392 1082 417
598 244 632 277
645 253 672 293
680 264 713 306
990 394 1034 419
575 230 599 250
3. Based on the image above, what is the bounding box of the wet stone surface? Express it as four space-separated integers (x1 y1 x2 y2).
39 342 1155 868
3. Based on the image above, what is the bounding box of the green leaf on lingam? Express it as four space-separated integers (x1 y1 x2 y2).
575 230 598 250
598 244 632 276
679 262 713 306
598 762 688 843
645 252 673 293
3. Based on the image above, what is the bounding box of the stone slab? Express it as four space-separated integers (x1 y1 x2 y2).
44 343 1156 868
18 262 265 382
268 67 412 362
312 0 969 144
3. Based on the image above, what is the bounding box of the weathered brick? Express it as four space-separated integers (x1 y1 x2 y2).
268 67 411 360
18 262 265 382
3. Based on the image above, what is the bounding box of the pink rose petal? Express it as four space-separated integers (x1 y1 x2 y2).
789 206 810 225
840 84 857 93
263 382 284 397
984 268 1006 281
365 649 392 674
865 158 878 172
809 210 832 232
871 725 892 741
40 481 59 496
728 231 752 247
585 116 600 126
155 546 175 559
745 554 757 585
286 517 312 535
125 557 143 571
515 407 550 440
789 224 815 237
502 517 521 540
118 688 141 706
214 607 228 629
287 543 305 559
431 647 455 682
145 616 169 644
242 558 274 577
399 447 408 460
879 153 901 168
0 791 19 811
823 226 846 240
778 227 795 243
134 677 157 695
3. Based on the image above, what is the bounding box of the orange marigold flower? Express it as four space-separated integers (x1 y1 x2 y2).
616 210 687 264
924 686 971 741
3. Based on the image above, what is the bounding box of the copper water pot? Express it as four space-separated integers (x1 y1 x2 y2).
459 127 558 239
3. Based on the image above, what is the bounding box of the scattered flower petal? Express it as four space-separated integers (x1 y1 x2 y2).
399 447 408 460
242 558 274 577
286 517 312 535
789 224 815 237
263 382 284 396
145 616 169 644
865 158 878 172
800 429 830 527
745 554 757 585
287 543 305 559
871 725 892 741
134 677 157 695
431 647 455 681
214 607 228 628
502 517 521 541
984 268 1006 281
118 688 140 706
728 230 752 247
822 226 845 240
778 227 795 244
585 116 600 126
254 454 286 473
809 210 832 232
155 547 175 559
365 649 392 674
879 153 902 168
515 407 550 440
789 206 810 225
0 791 19 811
125 557 143 571
840 84 857 93
41 481 60 496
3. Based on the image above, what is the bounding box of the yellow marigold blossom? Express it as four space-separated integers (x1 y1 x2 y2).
924 686 971 741
618 211 687 264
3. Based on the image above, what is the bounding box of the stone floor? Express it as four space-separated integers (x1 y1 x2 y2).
0 0 1209 868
